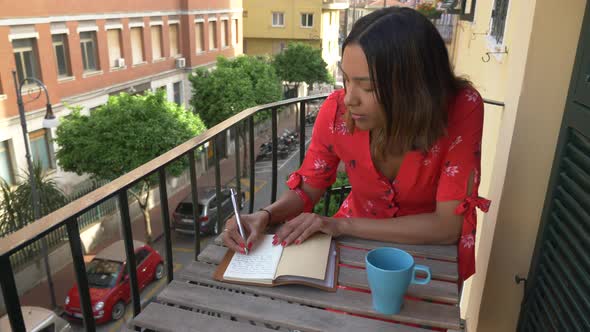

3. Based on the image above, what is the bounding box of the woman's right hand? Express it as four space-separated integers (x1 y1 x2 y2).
222 211 269 254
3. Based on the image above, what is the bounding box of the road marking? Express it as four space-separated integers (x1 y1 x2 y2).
107 263 182 332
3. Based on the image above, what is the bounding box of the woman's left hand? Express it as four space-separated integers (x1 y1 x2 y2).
273 213 341 247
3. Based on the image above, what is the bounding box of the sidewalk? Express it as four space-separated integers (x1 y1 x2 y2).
16 108 302 311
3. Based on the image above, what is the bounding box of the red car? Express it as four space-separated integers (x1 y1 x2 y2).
64 240 164 324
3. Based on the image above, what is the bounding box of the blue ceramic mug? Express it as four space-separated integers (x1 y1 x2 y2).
365 247 432 315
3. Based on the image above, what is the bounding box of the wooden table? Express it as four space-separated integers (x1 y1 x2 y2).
126 235 463 332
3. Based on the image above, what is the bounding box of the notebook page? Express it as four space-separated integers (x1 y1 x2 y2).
223 235 283 281
275 233 331 280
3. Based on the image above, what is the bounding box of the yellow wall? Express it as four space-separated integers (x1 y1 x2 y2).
243 0 341 77
452 0 587 331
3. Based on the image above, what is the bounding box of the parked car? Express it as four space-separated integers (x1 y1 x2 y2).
173 187 245 235
63 241 164 324
0 306 72 332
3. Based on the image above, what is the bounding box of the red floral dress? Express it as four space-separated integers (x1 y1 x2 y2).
286 89 491 286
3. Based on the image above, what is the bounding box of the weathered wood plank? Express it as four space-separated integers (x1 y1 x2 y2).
338 236 457 261
130 302 267 332
338 267 458 304
215 233 457 261
201 244 458 281
177 260 461 330
158 280 430 332
339 246 459 282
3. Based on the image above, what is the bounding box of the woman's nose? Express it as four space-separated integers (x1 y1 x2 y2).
344 88 359 107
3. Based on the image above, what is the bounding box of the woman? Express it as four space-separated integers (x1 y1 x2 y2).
223 7 490 286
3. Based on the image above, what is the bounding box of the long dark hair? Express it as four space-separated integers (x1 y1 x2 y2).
343 7 471 158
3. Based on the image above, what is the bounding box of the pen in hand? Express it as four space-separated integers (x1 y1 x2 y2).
229 188 248 255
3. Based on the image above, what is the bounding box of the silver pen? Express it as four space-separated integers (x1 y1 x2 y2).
229 188 248 255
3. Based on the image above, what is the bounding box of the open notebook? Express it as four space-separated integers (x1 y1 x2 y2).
213 234 339 292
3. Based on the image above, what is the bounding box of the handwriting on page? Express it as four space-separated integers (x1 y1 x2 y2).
223 234 283 280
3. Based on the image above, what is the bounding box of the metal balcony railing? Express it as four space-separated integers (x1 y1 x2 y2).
0 94 330 332
0 93 504 331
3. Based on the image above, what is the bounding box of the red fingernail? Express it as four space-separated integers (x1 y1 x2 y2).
241 249 246 254
272 239 278 245
239 243 245 249
295 240 300 245
281 241 286 247
248 242 253 250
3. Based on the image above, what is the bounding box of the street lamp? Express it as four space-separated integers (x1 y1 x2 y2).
11 70 58 309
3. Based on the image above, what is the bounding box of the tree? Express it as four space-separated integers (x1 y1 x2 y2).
55 90 207 243
0 162 68 236
190 55 282 176
273 42 334 93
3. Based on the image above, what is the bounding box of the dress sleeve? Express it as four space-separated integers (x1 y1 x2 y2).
436 89 491 288
286 92 341 193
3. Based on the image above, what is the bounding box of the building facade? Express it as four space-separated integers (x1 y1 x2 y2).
242 0 347 79
0 0 243 193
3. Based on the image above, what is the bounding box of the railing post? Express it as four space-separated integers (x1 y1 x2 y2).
0 255 25 332
299 101 306 166
234 125 242 209
323 189 332 216
118 191 141 318
248 117 255 214
213 136 223 235
158 168 174 283
271 107 278 203
65 217 96 332
188 150 201 260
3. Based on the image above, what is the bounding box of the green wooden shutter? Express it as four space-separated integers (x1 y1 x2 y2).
517 3 590 331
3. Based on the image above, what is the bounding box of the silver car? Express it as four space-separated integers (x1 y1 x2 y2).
0 306 72 332
172 187 245 235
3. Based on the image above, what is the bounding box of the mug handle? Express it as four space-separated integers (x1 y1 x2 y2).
411 265 431 285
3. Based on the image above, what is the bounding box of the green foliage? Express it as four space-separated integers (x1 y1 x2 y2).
0 163 67 236
190 55 283 128
55 89 207 182
313 172 350 216
273 42 332 87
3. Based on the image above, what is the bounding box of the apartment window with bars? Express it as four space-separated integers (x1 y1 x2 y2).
151 25 163 60
131 27 145 64
12 38 40 83
52 34 71 78
301 13 314 28
489 0 510 44
29 129 54 172
208 21 217 50
80 31 98 71
107 29 123 68
169 24 179 56
272 12 285 27
232 19 239 45
0 140 15 185
221 20 228 48
173 81 182 105
195 22 204 53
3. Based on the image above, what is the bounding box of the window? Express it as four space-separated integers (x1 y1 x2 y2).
208 21 217 50
130 27 145 65
489 0 509 44
173 81 182 105
169 24 179 56
0 140 15 185
12 38 40 83
79 31 98 71
221 20 228 48
29 129 53 172
272 12 284 27
301 13 314 28
151 25 163 60
107 29 123 68
135 249 150 265
232 19 239 45
52 34 70 78
195 22 204 53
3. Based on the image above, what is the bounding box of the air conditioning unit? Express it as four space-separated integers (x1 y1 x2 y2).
175 57 186 69
114 58 125 68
